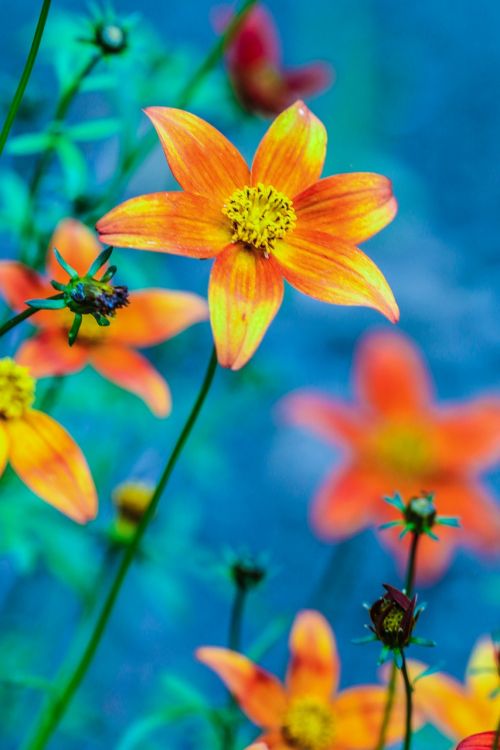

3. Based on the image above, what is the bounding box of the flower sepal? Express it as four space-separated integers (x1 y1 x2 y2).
380 492 460 541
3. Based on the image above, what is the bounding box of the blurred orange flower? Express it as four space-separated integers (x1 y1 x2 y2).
0 219 208 416
410 636 499 743
457 733 497 749
197 609 409 750
0 357 96 523
281 330 500 582
215 4 332 116
97 101 398 371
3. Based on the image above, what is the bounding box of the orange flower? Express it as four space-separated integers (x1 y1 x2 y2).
457 733 497 749
281 330 500 582
197 609 409 750
97 101 399 371
215 5 332 116
0 219 208 416
0 357 96 523
410 636 499 744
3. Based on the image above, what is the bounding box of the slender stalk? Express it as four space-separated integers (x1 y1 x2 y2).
0 306 38 338
221 585 248 750
400 650 413 750
24 346 218 750
374 532 421 750
0 0 52 158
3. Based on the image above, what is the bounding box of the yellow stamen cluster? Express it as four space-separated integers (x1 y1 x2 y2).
383 607 404 634
113 481 154 524
0 358 35 420
223 183 296 256
282 697 335 750
373 424 433 478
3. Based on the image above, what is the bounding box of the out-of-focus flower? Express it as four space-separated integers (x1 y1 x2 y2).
369 584 419 655
245 745 269 750
281 330 500 582
0 218 208 416
97 101 398 370
411 636 500 744
0 358 96 522
111 481 154 543
197 609 409 749
215 4 332 116
457 733 497 749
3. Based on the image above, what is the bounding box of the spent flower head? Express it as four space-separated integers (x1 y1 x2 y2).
380 491 460 541
110 481 155 544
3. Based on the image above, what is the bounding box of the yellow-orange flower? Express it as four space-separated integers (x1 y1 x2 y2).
197 610 410 750
410 636 499 746
97 101 398 370
0 218 208 416
281 330 500 582
0 358 96 523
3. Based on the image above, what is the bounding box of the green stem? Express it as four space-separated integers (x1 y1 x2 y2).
0 306 38 338
374 532 421 750
221 586 248 750
0 0 52 158
400 650 413 750
23 346 218 750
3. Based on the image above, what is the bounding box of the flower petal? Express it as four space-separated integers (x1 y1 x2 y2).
90 345 171 417
273 229 398 322
293 173 397 244
144 107 250 203
466 636 500 706
278 391 364 446
16 330 89 377
354 330 433 417
335 685 407 749
196 647 286 728
107 289 208 347
457 733 497 749
97 192 230 258
0 424 8 478
311 463 387 540
0 261 52 312
434 399 500 472
209 244 284 370
46 219 101 281
286 610 339 699
251 101 326 198
283 64 333 100
223 5 281 68
5 410 97 523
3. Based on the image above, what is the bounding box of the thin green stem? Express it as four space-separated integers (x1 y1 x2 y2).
374 532 422 750
0 0 52 158
23 346 218 750
0 306 38 338
400 650 413 750
221 586 248 750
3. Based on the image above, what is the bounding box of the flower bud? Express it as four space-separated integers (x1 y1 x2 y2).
369 584 418 649
111 481 154 543
230 555 266 592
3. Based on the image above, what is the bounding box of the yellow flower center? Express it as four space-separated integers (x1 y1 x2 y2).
282 697 335 750
0 358 35 420
383 607 404 634
223 183 296 256
372 423 433 478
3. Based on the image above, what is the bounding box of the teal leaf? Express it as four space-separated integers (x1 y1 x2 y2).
68 118 121 142
6 132 58 155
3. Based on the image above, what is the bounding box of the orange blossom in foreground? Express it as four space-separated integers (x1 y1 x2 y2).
0 357 97 523
281 330 500 582
456 733 497 749
216 4 332 116
197 609 408 750
97 100 398 371
0 219 208 416
410 636 499 745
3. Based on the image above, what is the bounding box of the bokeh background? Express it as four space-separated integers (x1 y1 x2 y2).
0 1 498 748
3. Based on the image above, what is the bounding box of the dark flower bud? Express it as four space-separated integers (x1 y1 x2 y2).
110 481 154 543
66 277 129 317
230 555 266 592
94 22 128 55
369 584 418 650
381 491 460 540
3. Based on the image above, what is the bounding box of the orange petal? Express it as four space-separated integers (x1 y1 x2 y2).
335 685 408 749
107 289 208 347
293 173 397 244
457 732 497 749
5 410 97 523
16 330 89 377
256 733 290 750
466 636 500 710
97 192 230 258
279 391 364 446
434 399 500 472
144 107 250 204
286 610 339 699
354 330 433 417
90 345 171 417
251 101 326 198
0 261 53 312
0 424 8 477
311 463 388 540
273 228 399 322
46 218 101 282
209 244 284 370
196 647 287 728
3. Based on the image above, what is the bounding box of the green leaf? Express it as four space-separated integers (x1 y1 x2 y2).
55 138 88 199
80 73 118 92
413 662 445 683
68 118 121 142
26 297 66 310
6 132 57 155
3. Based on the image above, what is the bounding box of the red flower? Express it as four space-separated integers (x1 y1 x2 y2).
457 733 497 749
281 330 500 582
216 4 332 116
